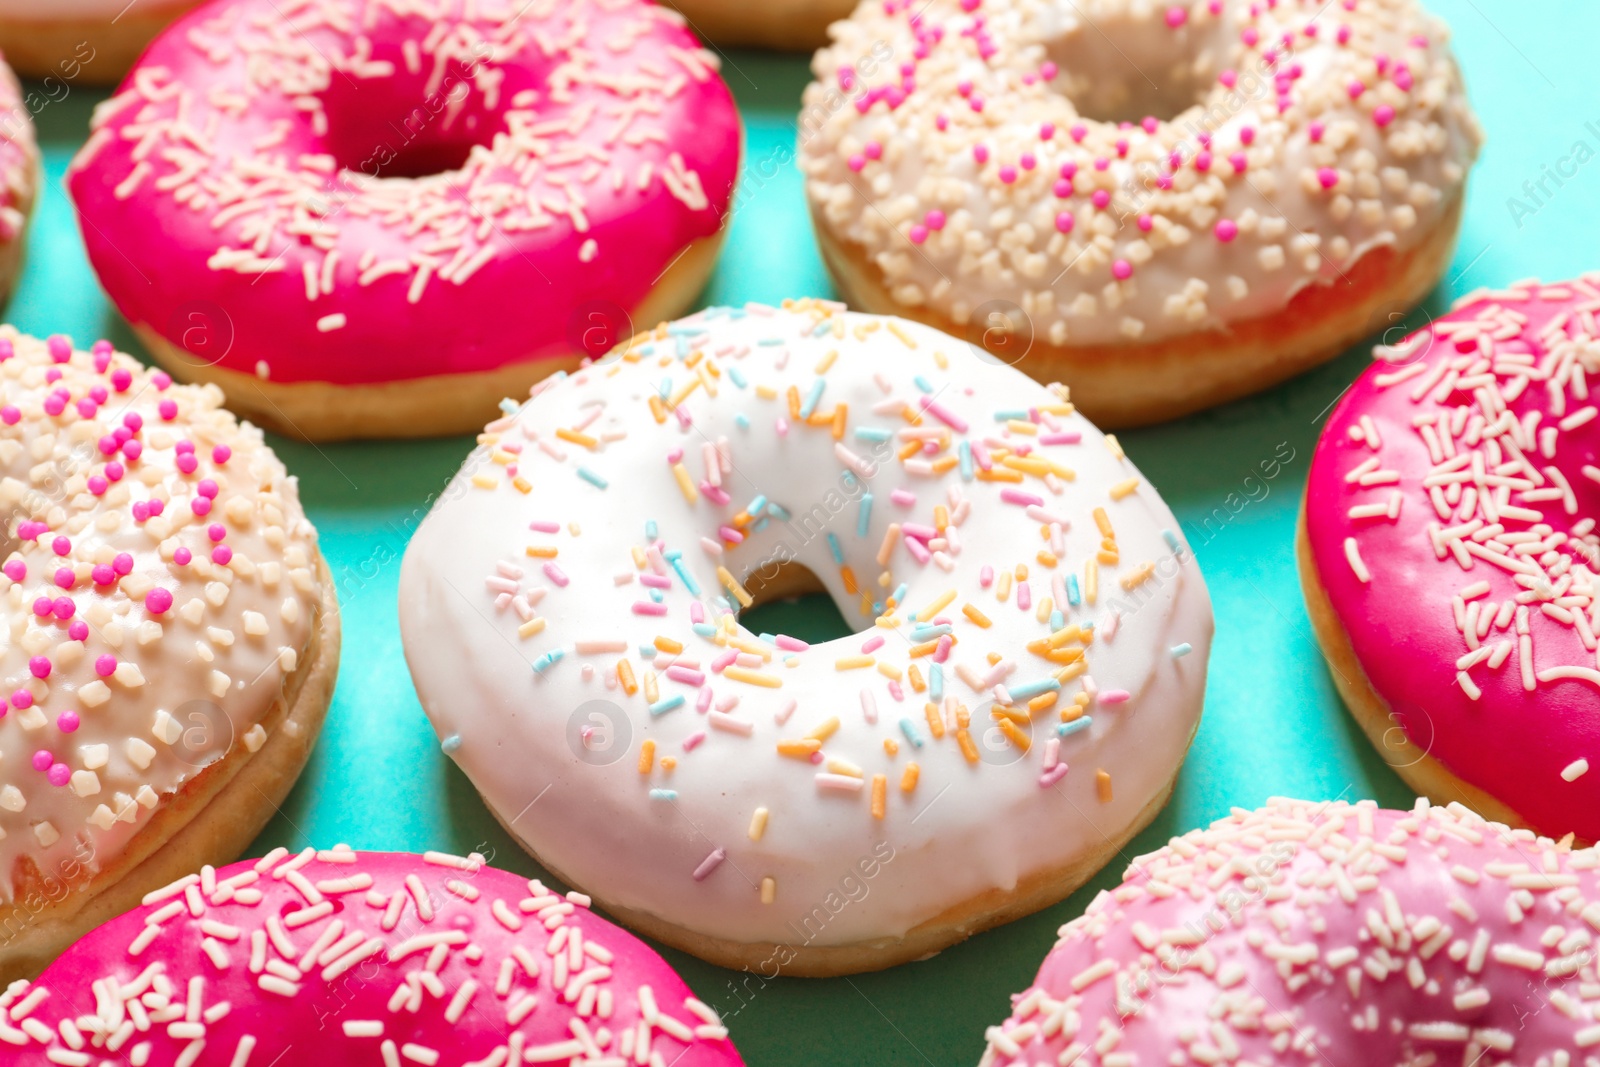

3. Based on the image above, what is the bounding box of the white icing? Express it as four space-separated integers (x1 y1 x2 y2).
400 302 1211 950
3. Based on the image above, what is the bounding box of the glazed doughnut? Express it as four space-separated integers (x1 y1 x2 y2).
399 299 1212 976
0 329 337 981
0 55 36 308
659 0 851 51
1302 275 1600 843
0 0 196 85
980 798 1600 1066
8 848 743 1066
67 0 740 442
800 0 1482 427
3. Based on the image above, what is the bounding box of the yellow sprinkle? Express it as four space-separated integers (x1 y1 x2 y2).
826 759 863 778
1085 559 1099 604
919 589 956 620
491 450 515 465
1055 660 1088 683
871 774 887 820
815 349 837 374
748 807 768 841
1005 419 1038 436
835 655 875 671
617 659 637 696
556 427 598 449
1096 770 1113 802
1109 477 1140 500
1093 508 1114 539
887 322 917 348
933 350 948 369
724 666 782 688
716 566 753 608
630 546 648 570
667 376 702 410
901 763 920 792
1015 563 1029 580
638 739 656 775
1035 596 1054 624
511 476 532 494
924 702 945 740
524 545 558 558
727 636 771 660
1104 434 1125 460
874 614 900 629
654 636 683 654
806 717 841 742
962 604 992 628
672 462 699 505
1120 562 1156 590
760 877 776 905
471 472 498 490
643 671 658 704
976 467 1023 483
876 661 903 681
755 384 778 400
517 617 546 639
996 571 1013 602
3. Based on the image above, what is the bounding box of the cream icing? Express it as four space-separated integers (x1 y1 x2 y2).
801 0 1482 346
981 798 1600 1066
399 300 1212 954
0 330 325 904
66 0 740 388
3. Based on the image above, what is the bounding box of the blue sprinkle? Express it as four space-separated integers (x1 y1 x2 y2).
671 557 702 596
498 398 520 415
441 734 462 754
1171 642 1193 659
929 663 944 702
747 495 768 516
1008 679 1061 701
692 623 717 638
768 503 792 521
675 336 690 357
664 549 682 562
649 788 679 801
1081 620 1095 633
799 379 826 420
1050 609 1065 631
735 413 750 429
636 344 655 359
1066 574 1081 606
993 409 1029 422
577 467 608 489
858 493 873 537
854 426 892 442
728 367 748 389
715 595 735 613
841 471 858 491
649 589 665 603
758 337 785 346
910 624 952 643
668 324 705 336
892 582 908 607
898 718 924 748
650 694 686 716
871 601 885 616
827 532 845 565
659 377 673 399
913 374 934 394
645 520 658 540
1162 529 1183 553
752 516 770 533
1058 716 1094 738
532 649 565 674
638 644 657 658
958 440 974 481
810 320 832 337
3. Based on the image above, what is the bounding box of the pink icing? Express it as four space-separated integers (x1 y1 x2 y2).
66 0 739 386
982 799 1600 1066
13 850 743 1065
1305 276 1600 840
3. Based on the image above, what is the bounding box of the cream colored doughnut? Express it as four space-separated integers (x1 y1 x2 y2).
0 56 35 308
800 0 1483 426
0 330 338 981
399 299 1211 975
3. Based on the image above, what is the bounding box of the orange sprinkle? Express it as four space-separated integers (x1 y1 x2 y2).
525 545 558 558
996 717 1031 752
654 636 683 654
933 505 949 530
786 385 802 420
1093 507 1115 539
883 738 899 757
760 877 776 904
962 604 992 628
806 717 841 742
1096 770 1113 802
511 476 532 494
1120 562 1156 590
907 664 926 692
617 660 638 696
660 756 677 772
931 455 960 474
976 468 1024 483
897 440 923 462
777 739 822 759
1036 551 1058 568
955 728 979 763
871 774 887 820
900 403 923 425
908 640 940 658
841 566 859 595
647 394 668 424
900 763 920 792
923 702 945 740
832 405 847 440
637 739 656 775
1028 691 1059 714
556 427 598 449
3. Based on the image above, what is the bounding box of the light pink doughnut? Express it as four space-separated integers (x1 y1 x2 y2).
981 798 1600 1066
10 848 743 1066
67 0 740 440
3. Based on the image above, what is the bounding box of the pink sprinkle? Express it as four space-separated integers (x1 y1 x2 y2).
529 521 560 533
95 655 116 677
998 165 1017 184
1017 582 1031 611
212 546 233 565
932 634 953 663
1040 432 1081 445
632 602 668 616
1055 212 1074 234
1069 123 1087 142
212 445 231 464
889 489 916 506
691 847 724 880
861 635 885 654
1039 764 1069 788
191 497 212 517
152 371 171 389
104 462 124 482
0 406 18 425
87 476 107 496
145 588 174 614
1219 69 1237 88
904 537 931 564
12 690 32 709
114 553 133 575
908 224 928 244
51 536 69 556
92 564 115 585
710 649 738 673
48 764 70 787
980 565 994 588
1091 189 1111 210
68 620 88 642
667 666 706 686
1137 214 1153 232
1347 80 1364 99
775 635 809 652
1040 61 1057 80
53 568 74 590
197 479 219 499
639 574 671 589
682 730 707 753
924 209 946 231
1214 219 1239 242
56 711 78 733
696 687 713 713
1373 104 1396 126
31 597 50 618
543 563 569 587
1111 260 1133 280
918 397 969 433
1001 488 1045 507
2 561 22 581
972 144 988 164
46 335 70 363
53 598 73 620
29 656 50 679
31 750 50 771
1100 689 1132 704
1317 166 1339 189
176 453 198 474
1165 5 1186 27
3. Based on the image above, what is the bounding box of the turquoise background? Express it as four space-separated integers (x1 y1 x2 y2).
12 3 1600 1061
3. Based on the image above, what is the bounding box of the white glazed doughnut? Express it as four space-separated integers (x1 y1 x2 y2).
800 0 1483 426
399 299 1212 975
0 330 338 980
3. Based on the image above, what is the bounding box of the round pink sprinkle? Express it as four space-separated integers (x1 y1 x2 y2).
29 656 50 679
2 561 23 581
924 209 946 230
175 440 194 455
0 406 18 426
176 453 198 474
1373 104 1396 126
863 141 882 160
1053 179 1073 198
31 597 51 618
145 588 174 614
1229 152 1249 173
972 144 988 164
92 564 115 585
1214 218 1239 242
173 547 193 566
53 567 74 590
1307 121 1324 143
1070 123 1087 142
1039 122 1054 140
1137 214 1153 231
152 371 171 389
1054 212 1075 234
1348 80 1365 99
1165 5 1186 27
46 335 70 363
68 620 88 642
1111 259 1133 280
113 552 133 575
1317 166 1339 189
51 536 69 556
191 497 213 517
998 165 1017 184
1040 61 1057 80
908 224 929 245
43 397 64 417
95 655 116 678
847 154 865 173
159 399 178 420
48 763 70 787
208 523 226 542
76 399 97 419
31 750 50 771
124 411 142 432
122 439 143 461
1091 189 1111 210
53 598 73 620
131 501 149 523
57 711 78 733
212 545 234 565
112 368 133 392
87 475 108 496
1019 152 1036 171
104 462 124 482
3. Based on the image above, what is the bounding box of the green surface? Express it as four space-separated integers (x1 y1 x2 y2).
13 5 1600 1062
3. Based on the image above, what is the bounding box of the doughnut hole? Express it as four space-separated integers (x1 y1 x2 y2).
317 60 511 180
738 561 856 644
1039 10 1226 125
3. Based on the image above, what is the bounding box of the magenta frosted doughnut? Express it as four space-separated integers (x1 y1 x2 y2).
8 848 743 1066
980 798 1600 1066
66 0 739 438
1304 276 1600 840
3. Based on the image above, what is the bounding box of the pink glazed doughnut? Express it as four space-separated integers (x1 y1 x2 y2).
980 798 1600 1066
8 848 744 1067
67 0 740 442
1302 275 1600 842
